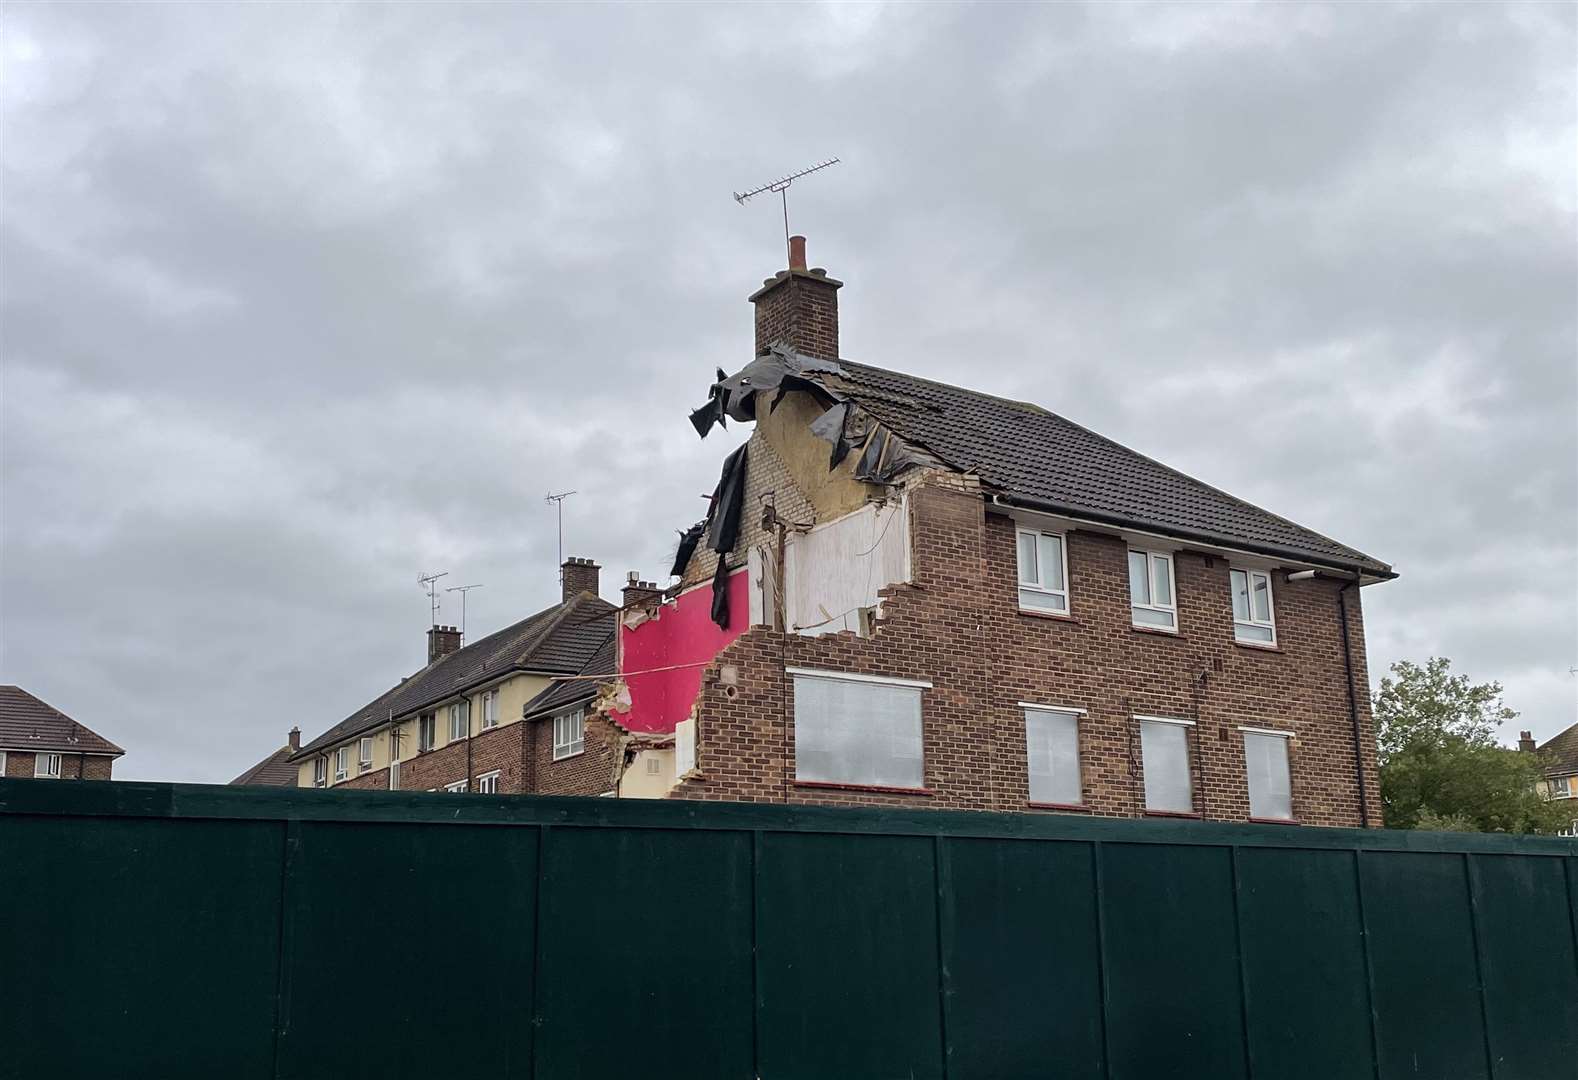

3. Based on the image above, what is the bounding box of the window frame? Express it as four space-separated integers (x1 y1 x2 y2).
35 752 62 779
476 770 501 794
1230 567 1277 646
1015 527 1071 615
1021 703 1085 807
1136 715 1195 814
1551 775 1576 799
1128 549 1179 631
418 713 436 752
333 746 349 782
448 702 469 743
552 708 585 761
358 736 373 771
1240 726 1295 821
788 667 931 791
443 780 467 794
480 689 499 730
0 750 7 777
312 756 327 788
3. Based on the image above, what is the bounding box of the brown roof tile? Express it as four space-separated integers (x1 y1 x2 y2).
0 685 123 757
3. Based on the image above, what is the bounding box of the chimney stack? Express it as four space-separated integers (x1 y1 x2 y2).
1518 730 1536 753
427 624 462 664
749 234 842 362
622 570 663 609
288 726 301 752
562 556 601 602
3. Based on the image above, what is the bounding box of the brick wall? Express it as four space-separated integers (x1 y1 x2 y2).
1 751 115 780
750 270 840 362
672 478 1381 827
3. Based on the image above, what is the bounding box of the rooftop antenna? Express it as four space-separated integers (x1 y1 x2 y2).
417 570 448 627
545 491 576 582
733 157 840 267
444 583 483 640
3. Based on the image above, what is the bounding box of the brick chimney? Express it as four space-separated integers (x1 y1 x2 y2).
622 571 663 609
749 234 842 362
562 556 601 601
288 726 301 752
427 624 462 664
1518 730 1536 753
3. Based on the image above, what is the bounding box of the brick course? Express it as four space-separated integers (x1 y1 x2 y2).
1 750 114 780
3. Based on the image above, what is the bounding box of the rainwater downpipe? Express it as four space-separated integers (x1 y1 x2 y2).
1289 567 1371 827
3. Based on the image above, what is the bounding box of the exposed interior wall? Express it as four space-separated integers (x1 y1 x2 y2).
680 430 816 590
616 570 750 735
784 498 910 636
618 747 676 799
754 389 878 520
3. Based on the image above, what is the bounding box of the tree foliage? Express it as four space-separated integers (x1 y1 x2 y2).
1374 657 1569 834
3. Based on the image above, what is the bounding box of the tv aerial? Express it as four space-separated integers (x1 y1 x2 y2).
733 157 840 265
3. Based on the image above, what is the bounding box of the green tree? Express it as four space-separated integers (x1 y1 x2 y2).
1374 657 1569 834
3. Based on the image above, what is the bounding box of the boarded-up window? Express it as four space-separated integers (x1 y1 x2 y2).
793 671 924 789
1025 707 1082 805
1140 719 1193 813
1244 731 1294 820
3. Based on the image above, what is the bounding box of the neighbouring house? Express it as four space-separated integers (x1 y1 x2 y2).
283 559 621 796
1522 726 1578 831
0 685 124 781
230 727 304 787
598 235 1396 825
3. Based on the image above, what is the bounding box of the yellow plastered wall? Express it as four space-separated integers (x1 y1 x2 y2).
619 748 676 799
755 389 880 520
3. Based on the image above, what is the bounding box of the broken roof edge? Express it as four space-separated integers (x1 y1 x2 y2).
993 491 1395 580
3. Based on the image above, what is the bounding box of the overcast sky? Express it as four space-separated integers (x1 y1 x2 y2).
2 3 1573 782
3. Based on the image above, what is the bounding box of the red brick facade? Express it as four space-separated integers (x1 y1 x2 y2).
672 479 1381 827
1 750 114 781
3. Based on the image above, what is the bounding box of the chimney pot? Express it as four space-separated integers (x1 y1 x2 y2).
748 233 843 362
788 235 807 271
288 726 301 752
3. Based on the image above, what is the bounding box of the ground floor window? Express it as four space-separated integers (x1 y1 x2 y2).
791 668 928 789
1242 729 1294 820
443 780 467 794
1138 717 1194 813
476 771 500 795
1024 705 1083 806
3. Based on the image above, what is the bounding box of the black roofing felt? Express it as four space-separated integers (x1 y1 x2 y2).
818 358 1392 576
294 593 615 759
523 628 615 719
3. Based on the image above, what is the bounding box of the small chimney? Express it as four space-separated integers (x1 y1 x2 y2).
427 624 462 664
1518 730 1536 753
288 726 301 752
622 571 663 609
749 234 842 362
562 556 601 602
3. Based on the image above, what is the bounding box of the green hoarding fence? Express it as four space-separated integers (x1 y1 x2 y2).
1 780 1574 1079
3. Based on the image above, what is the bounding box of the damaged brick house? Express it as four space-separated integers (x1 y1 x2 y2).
605 236 1395 826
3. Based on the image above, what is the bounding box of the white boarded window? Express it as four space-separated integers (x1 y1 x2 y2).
1016 529 1069 614
553 708 584 761
1025 707 1081 805
1129 550 1177 631
1139 718 1194 813
1244 731 1293 819
1231 569 1276 645
481 689 499 729
793 671 925 789
675 717 696 778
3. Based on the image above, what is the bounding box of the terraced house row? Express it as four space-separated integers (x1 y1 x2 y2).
243 237 1395 826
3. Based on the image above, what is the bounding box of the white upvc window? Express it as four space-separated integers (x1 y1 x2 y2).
448 702 469 742
312 757 327 788
1230 568 1276 645
1138 717 1194 813
358 736 373 771
388 757 402 791
1550 775 1575 799
1242 728 1294 820
0 750 7 776
1128 550 1177 631
334 747 349 782
1023 705 1083 806
553 708 585 761
1015 528 1069 614
791 668 929 790
444 780 467 794
418 713 436 752
480 689 499 730
35 752 62 779
476 771 501 795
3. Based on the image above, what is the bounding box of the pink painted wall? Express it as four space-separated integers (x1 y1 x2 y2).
616 569 749 734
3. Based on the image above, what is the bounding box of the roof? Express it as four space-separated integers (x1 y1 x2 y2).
0 685 123 757
819 358 1393 576
230 744 297 786
293 593 615 759
523 627 615 719
1537 723 1578 777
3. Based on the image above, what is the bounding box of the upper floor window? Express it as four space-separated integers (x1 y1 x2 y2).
448 702 468 742
418 714 436 752
1016 528 1069 614
312 757 327 787
1024 705 1082 806
481 689 499 730
476 770 501 795
792 669 927 790
1231 569 1276 645
334 747 349 782
1551 775 1575 799
553 708 585 761
1138 717 1194 813
1242 728 1294 820
1128 550 1177 631
35 752 62 779
358 736 373 771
